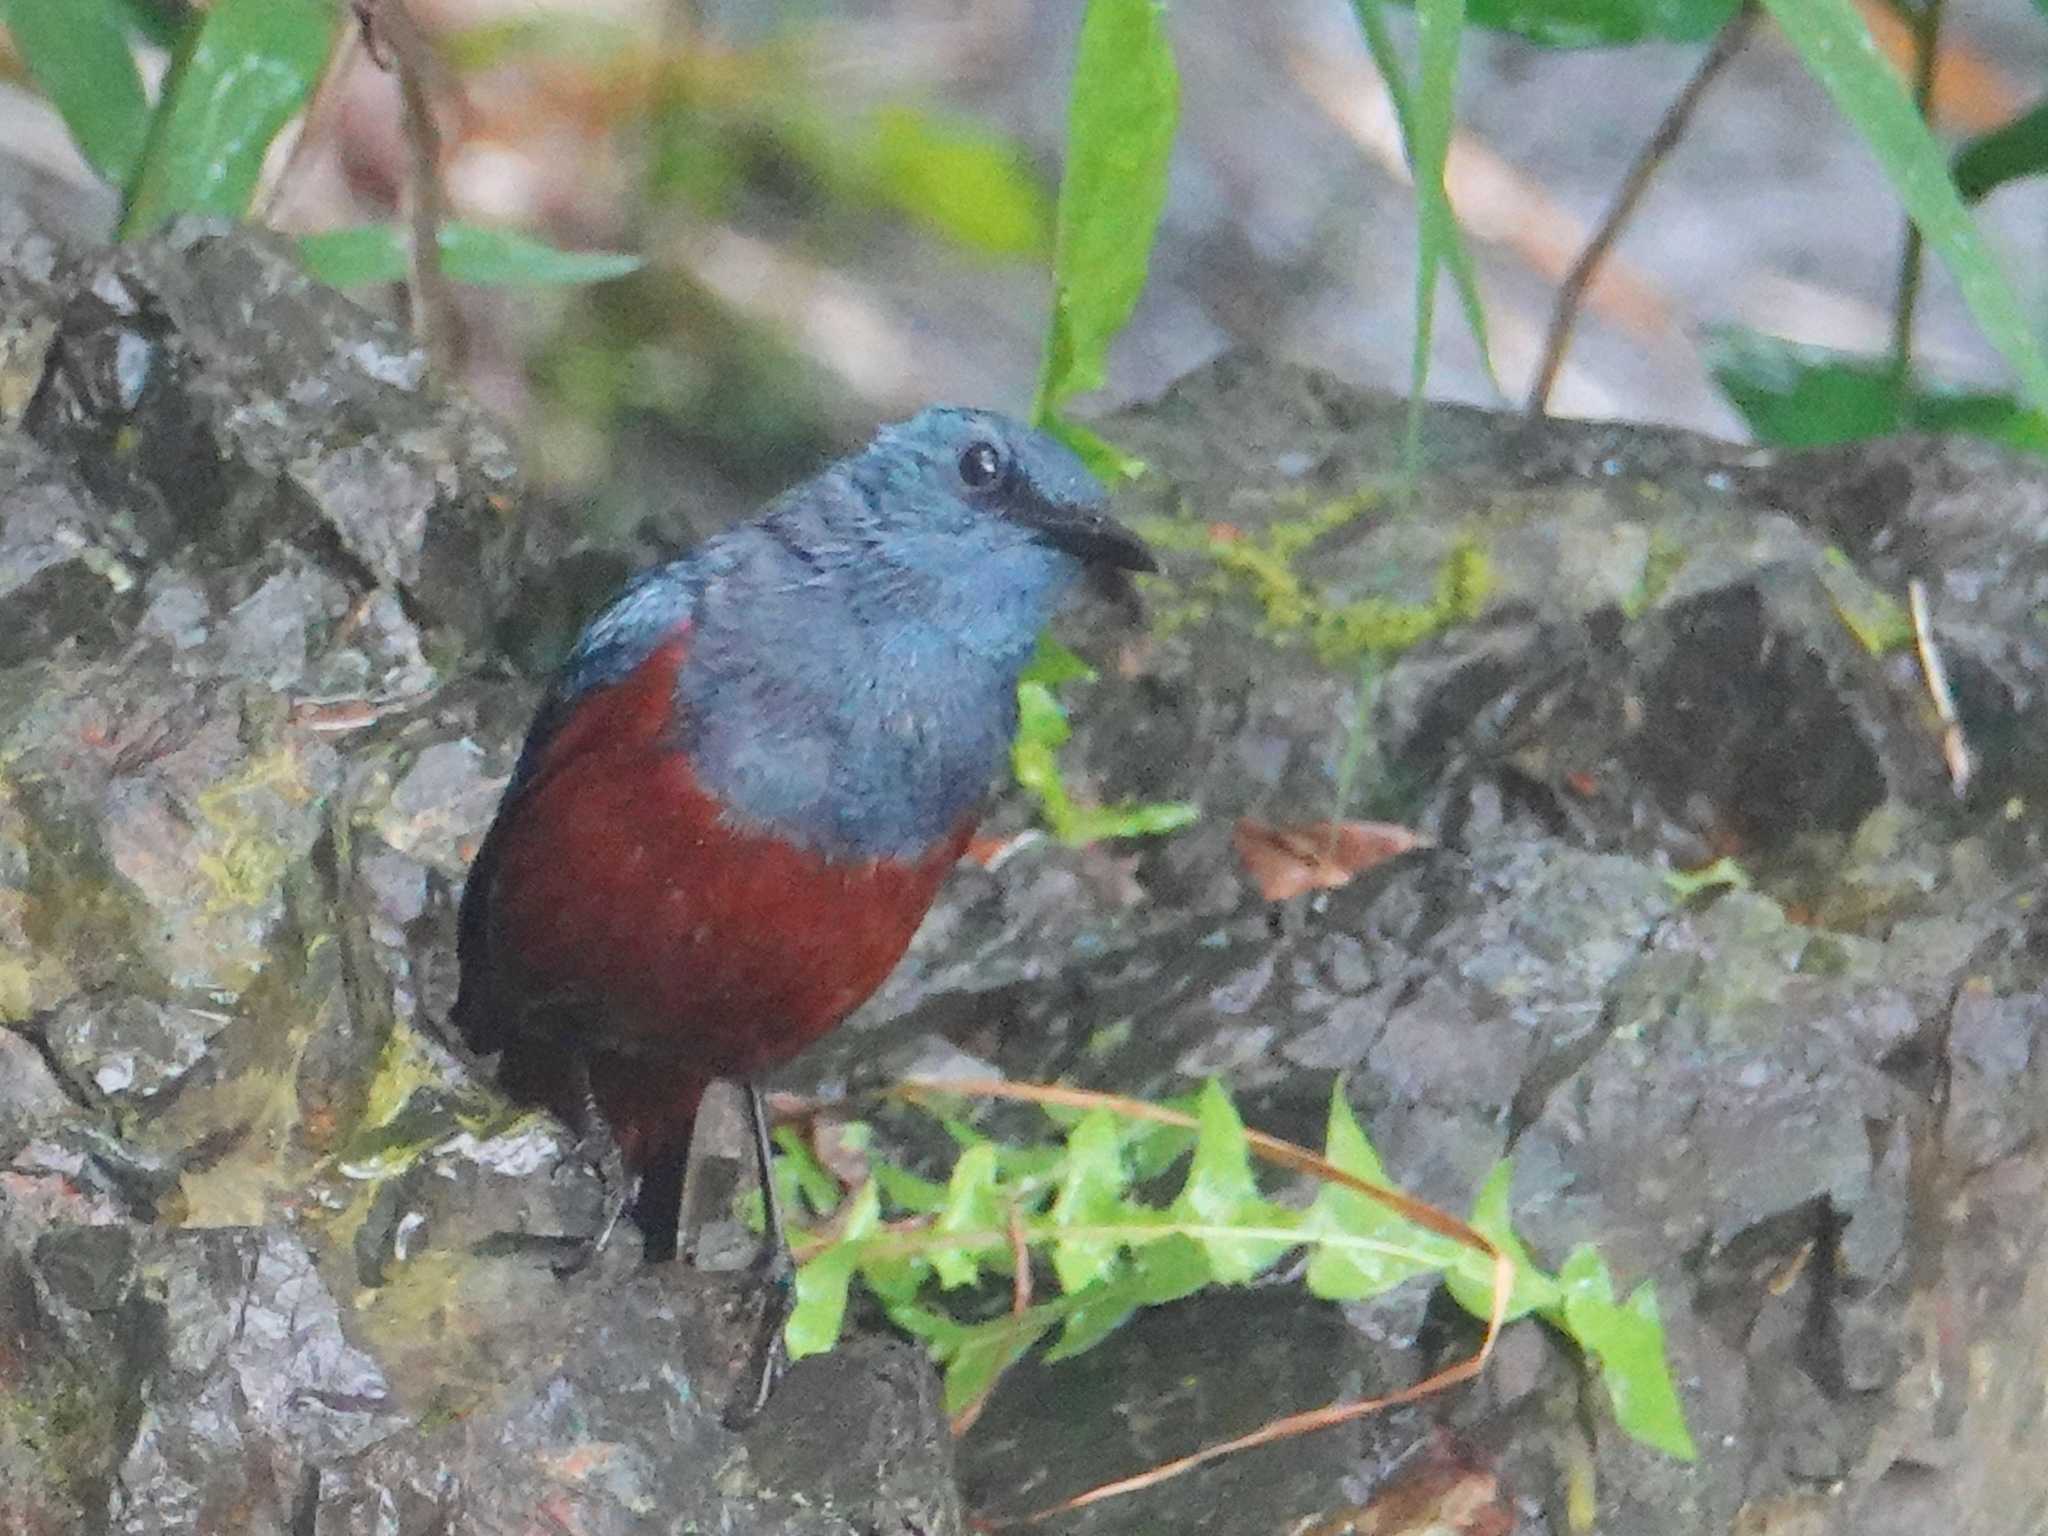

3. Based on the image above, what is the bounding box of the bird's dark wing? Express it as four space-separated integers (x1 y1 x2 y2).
453 561 698 1055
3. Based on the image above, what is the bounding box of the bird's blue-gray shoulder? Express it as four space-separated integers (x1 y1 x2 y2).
506 557 702 793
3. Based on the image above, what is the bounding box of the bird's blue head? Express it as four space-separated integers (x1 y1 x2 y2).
809 406 1154 667
566 407 1153 860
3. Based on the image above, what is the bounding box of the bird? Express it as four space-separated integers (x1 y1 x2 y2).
452 406 1154 1422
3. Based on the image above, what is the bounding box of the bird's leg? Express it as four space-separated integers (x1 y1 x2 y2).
551 1046 633 1278
722 1080 795 1428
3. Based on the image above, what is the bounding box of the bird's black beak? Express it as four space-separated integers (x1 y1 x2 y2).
1019 500 1158 573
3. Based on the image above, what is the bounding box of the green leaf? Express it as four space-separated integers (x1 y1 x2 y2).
1346 0 1494 394
1020 634 1097 689
1442 1160 1560 1322
120 0 337 238
1405 0 1467 470
1047 1232 1210 1360
1012 678 1199 846
932 1141 1005 1289
296 222 643 289
938 1310 1059 1418
1428 0 1737 46
1048 1110 1131 1293
1032 0 1179 425
9 0 152 185
870 105 1052 259
1954 100 2048 203
1707 328 2048 455
1555 1245 1698 1460
785 1179 880 1359
772 1125 843 1216
873 1161 948 1214
1302 1084 1463 1301
1170 1080 1295 1283
1662 855 1751 900
1758 0 2048 415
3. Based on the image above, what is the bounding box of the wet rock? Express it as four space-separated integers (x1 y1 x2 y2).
5 225 2047 1536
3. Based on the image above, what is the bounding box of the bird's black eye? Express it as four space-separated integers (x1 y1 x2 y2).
957 440 1004 490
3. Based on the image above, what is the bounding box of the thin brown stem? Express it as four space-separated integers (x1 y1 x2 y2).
1888 0 1946 404
354 0 457 371
1526 6 1755 417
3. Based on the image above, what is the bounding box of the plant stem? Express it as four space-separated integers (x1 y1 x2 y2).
1888 0 1946 405
1526 6 1754 417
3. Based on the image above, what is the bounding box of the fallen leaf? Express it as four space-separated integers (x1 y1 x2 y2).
1234 818 1430 902
1292 1439 1511 1536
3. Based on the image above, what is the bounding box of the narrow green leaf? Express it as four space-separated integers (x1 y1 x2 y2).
1555 1245 1698 1460
1349 0 1497 400
296 222 642 289
1438 0 1737 46
1303 1083 1461 1301
1020 634 1097 689
1404 0 1467 471
121 0 335 238
9 0 152 185
1954 100 2048 203
1048 1110 1131 1293
785 1179 880 1358
1442 1160 1560 1322
772 1125 843 1216
1032 0 1179 425
1758 0 2048 414
1171 1080 1295 1283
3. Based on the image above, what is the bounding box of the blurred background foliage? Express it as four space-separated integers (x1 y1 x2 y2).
2 0 2046 565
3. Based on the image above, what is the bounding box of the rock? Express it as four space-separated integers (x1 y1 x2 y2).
4 226 2045 1536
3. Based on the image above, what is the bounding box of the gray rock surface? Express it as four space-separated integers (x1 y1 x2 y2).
2 225 2044 1536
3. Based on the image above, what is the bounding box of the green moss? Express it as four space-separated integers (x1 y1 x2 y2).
1140 494 1492 668
194 747 311 916
1819 549 1912 656
1623 527 1687 620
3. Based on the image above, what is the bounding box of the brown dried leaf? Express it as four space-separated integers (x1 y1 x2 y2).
1233 818 1430 903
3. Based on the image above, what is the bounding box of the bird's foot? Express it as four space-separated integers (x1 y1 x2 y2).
550 1119 632 1278
721 1237 796 1429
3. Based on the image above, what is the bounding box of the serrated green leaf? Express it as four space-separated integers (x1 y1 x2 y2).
1049 1110 1131 1293
883 1299 967 1355
1555 1245 1697 1460
1442 1160 1560 1322
1047 1232 1210 1360
121 0 337 238
1032 0 1178 427
932 1141 1005 1289
940 1311 1060 1418
10 0 152 185
1171 1080 1294 1283
786 1179 880 1358
1954 100 2048 204
1302 1083 1463 1301
1758 0 2048 416
872 1160 948 1214
296 222 642 289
